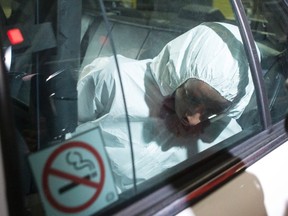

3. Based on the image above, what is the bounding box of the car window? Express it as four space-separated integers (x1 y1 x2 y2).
78 0 262 194
241 0 288 124
0 0 273 215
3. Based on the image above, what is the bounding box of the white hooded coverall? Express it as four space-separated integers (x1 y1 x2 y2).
77 22 257 190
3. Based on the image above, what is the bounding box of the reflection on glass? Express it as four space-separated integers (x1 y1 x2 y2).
77 21 257 191
4 0 267 214
243 0 288 123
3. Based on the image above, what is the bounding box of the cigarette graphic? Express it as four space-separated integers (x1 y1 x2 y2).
59 171 97 194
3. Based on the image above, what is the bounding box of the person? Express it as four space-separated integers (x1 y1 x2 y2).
77 22 259 190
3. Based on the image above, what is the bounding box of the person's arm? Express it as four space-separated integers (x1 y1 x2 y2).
77 58 116 123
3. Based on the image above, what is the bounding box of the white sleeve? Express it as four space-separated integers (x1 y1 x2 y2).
77 57 116 123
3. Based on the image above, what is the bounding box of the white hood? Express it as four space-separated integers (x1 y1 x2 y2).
149 22 259 119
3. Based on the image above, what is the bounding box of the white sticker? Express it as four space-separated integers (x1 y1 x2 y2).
29 127 118 216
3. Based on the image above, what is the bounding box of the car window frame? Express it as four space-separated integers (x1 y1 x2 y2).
232 0 271 129
95 0 288 215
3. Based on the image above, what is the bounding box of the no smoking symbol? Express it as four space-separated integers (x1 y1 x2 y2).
42 141 105 213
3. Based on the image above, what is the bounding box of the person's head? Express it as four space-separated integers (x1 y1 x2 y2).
175 78 232 126
150 22 258 124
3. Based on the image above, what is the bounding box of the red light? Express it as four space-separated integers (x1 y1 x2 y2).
7 28 24 45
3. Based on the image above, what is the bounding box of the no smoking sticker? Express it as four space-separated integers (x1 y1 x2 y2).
29 127 118 216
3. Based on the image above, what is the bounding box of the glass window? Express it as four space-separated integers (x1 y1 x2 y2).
242 0 288 123
1 0 267 215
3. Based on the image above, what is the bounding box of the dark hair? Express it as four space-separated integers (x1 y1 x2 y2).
184 78 232 116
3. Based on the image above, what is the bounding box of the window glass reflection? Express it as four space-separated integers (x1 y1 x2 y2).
242 0 288 123
78 18 259 191
4 0 266 214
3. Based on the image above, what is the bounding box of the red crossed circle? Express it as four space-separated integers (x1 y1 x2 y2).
42 141 105 213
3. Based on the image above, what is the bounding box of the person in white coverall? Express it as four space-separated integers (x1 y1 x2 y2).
77 22 259 190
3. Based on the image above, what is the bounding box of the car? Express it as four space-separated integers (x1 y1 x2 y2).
0 0 288 215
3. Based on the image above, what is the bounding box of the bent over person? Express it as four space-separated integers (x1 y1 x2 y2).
77 22 259 190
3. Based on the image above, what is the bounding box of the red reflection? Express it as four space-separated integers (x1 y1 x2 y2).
7 28 24 45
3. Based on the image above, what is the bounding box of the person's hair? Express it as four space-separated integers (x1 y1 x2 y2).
184 78 232 116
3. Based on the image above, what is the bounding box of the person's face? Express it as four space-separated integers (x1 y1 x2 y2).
174 83 205 126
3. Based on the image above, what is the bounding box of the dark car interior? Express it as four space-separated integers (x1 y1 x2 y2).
2 0 286 145
3 0 238 148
